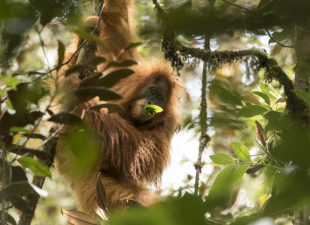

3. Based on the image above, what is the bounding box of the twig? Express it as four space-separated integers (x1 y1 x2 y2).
193 37 211 196
265 29 293 48
193 0 214 195
0 97 7 104
35 26 51 71
152 0 165 16
221 0 250 12
32 3 105 80
17 1 105 224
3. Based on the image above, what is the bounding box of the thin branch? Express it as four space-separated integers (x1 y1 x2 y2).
35 26 51 71
152 0 165 16
221 0 250 12
17 136 57 225
33 3 105 79
18 1 105 224
265 29 293 48
194 0 214 196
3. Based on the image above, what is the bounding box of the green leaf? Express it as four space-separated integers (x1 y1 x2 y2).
253 91 270 105
232 142 251 162
18 157 52 178
293 89 310 106
210 153 235 165
98 69 134 88
205 164 249 209
259 82 276 99
5 100 14 110
216 85 242 106
10 126 31 134
205 165 234 207
125 42 143 50
230 164 249 185
238 105 269 117
5 77 20 90
74 28 108 50
106 59 138 68
144 105 163 116
268 30 288 44
64 129 101 174
74 87 122 104
48 112 85 126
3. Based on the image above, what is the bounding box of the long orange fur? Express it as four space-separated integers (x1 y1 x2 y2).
55 0 183 216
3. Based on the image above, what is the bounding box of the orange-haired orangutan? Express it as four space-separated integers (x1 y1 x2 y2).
55 0 183 217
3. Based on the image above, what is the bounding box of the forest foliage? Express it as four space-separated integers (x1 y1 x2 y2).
0 0 310 225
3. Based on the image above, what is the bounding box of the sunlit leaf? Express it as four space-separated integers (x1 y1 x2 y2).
125 42 143 50
144 105 163 116
268 30 288 44
75 28 108 50
253 91 270 105
210 153 235 165
232 142 251 162
18 156 52 178
205 165 234 208
205 164 248 209
230 164 249 185
238 105 268 117
10 126 31 134
259 82 276 99
5 77 20 90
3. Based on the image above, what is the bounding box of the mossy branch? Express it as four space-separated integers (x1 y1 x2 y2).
17 137 57 225
172 42 308 124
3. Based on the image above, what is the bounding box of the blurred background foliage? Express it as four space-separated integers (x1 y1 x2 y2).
0 0 310 225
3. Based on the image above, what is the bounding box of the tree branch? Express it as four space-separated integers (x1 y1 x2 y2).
194 37 210 195
17 137 57 225
194 0 214 196
160 1 310 36
173 42 308 124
